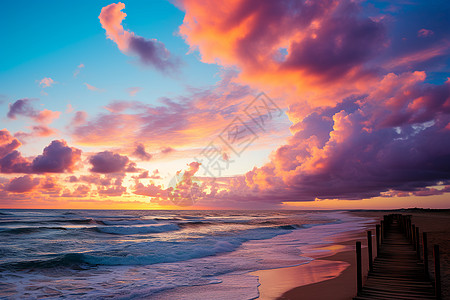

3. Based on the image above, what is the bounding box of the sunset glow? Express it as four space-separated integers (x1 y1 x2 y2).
1 0 449 210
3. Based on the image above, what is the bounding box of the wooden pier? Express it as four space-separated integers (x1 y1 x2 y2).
354 214 441 300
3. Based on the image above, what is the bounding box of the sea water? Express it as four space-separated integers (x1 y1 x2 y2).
0 210 374 299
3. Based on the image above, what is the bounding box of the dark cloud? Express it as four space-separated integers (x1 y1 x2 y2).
89 151 129 173
240 75 450 201
7 99 60 124
0 151 31 173
132 143 152 161
7 99 36 119
129 36 180 73
32 140 82 173
282 1 385 80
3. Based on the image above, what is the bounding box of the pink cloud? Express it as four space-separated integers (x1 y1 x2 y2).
73 63 85 77
15 125 56 139
70 111 88 126
418 28 434 38
127 87 141 97
39 77 55 88
0 129 31 173
99 2 179 72
84 83 105 92
71 76 254 148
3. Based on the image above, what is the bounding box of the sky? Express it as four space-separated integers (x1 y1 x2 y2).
1 0 449 210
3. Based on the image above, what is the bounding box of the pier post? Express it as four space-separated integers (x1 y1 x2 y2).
416 227 420 260
423 232 428 276
407 218 411 239
356 241 362 295
376 225 380 255
367 231 373 272
412 224 416 249
380 220 384 243
434 245 441 299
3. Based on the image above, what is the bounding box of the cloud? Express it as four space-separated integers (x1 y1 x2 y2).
70 111 88 126
15 125 56 139
0 129 31 173
7 99 36 119
39 77 55 88
99 185 127 197
84 83 105 92
127 87 141 97
2 137 81 174
61 185 91 198
73 63 85 77
177 0 386 111
161 146 174 154
89 151 130 173
224 72 450 202
7 99 60 124
6 175 40 193
71 75 255 148
132 143 152 161
418 29 434 38
31 140 82 173
170 0 450 204
0 129 21 158
99 2 179 72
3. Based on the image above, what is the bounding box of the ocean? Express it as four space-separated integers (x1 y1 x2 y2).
0 210 374 299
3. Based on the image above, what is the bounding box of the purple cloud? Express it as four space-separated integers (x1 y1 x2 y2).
89 151 129 174
132 143 152 161
128 36 179 72
32 140 82 173
6 175 40 193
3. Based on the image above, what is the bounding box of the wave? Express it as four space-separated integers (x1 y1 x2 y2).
94 224 179 235
0 253 89 271
78 226 297 265
177 221 213 228
0 227 68 235
0 218 103 226
100 219 158 226
1 225 298 270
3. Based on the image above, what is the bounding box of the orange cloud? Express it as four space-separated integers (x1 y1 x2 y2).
99 2 132 51
177 0 385 113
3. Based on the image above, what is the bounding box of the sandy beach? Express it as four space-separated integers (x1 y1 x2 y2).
254 210 450 300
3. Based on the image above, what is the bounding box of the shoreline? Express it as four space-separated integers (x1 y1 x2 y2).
258 209 450 300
